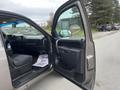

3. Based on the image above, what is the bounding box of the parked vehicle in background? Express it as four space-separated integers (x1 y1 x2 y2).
97 24 111 31
97 24 105 31
105 24 112 31
97 23 120 31
112 23 120 30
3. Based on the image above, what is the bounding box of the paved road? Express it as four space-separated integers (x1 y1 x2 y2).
94 31 120 90
28 31 120 90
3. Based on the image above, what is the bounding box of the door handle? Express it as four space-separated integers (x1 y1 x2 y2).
87 55 94 60
87 55 94 70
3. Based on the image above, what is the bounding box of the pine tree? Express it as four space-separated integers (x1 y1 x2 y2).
112 0 120 23
90 0 113 25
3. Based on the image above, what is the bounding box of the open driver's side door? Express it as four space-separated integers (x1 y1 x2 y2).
51 0 96 90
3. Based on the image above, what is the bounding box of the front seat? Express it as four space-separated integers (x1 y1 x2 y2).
5 39 33 79
8 54 33 79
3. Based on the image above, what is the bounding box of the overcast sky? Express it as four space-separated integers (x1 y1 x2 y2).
0 0 120 24
0 0 68 24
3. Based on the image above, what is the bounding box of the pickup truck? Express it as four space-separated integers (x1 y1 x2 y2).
0 0 96 90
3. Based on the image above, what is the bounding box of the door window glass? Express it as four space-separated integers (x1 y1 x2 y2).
56 6 85 39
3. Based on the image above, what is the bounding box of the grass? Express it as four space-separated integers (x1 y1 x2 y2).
44 28 97 37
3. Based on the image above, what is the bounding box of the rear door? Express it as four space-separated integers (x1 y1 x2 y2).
51 0 96 90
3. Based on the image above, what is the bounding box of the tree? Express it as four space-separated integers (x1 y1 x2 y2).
47 12 54 27
90 0 113 25
112 0 120 23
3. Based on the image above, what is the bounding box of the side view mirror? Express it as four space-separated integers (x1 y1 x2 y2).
59 30 72 38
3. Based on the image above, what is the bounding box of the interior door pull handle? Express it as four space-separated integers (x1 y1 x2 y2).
56 39 60 53
62 50 68 53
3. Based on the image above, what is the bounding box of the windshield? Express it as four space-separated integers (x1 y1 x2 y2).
0 0 68 33
1 20 42 36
